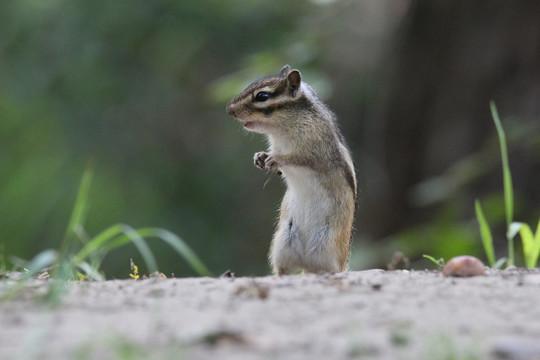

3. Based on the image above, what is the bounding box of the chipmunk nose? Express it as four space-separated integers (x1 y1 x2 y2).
226 102 236 117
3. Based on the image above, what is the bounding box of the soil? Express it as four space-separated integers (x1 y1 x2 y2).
2 269 540 360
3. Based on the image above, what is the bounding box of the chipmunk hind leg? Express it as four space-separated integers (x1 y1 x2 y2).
269 198 301 275
333 217 353 272
302 223 351 273
303 230 340 274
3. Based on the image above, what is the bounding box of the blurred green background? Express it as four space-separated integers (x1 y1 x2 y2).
1 0 539 277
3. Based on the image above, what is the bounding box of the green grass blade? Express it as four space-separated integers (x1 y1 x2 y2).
74 223 158 275
520 218 540 269
139 228 213 276
74 224 127 263
20 250 58 278
490 101 513 227
507 222 522 241
516 223 534 268
101 227 212 276
422 254 444 268
534 219 540 268
475 200 495 266
54 166 95 279
1 250 59 301
121 225 158 274
490 101 514 266
76 261 105 281
493 257 508 269
64 166 94 244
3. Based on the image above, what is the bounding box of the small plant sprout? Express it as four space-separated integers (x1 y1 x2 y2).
423 254 445 269
129 259 140 280
475 102 540 269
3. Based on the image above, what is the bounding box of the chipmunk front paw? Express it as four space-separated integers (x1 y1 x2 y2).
254 152 280 171
264 155 280 170
254 152 268 169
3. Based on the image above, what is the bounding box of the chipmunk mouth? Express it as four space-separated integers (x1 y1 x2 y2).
243 121 267 134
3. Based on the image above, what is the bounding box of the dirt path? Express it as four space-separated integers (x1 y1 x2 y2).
2 269 540 360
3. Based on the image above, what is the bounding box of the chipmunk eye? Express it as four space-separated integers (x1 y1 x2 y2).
255 92 270 102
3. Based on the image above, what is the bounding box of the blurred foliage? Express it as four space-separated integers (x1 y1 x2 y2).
0 0 331 277
1 0 539 277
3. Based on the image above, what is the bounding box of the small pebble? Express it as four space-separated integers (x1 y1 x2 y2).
442 255 485 277
492 337 540 360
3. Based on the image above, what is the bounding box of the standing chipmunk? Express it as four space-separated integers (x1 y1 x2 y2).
226 65 356 275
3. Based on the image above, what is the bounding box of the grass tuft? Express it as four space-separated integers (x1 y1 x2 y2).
2 166 212 303
475 102 540 269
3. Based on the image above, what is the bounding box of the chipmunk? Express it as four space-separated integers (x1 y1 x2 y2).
226 65 356 275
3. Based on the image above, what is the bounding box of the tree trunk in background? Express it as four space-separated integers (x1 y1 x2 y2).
364 1 540 238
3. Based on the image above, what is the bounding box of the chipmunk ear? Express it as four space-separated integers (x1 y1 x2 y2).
279 65 291 77
287 69 301 96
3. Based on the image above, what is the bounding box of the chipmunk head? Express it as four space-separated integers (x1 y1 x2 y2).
226 65 306 134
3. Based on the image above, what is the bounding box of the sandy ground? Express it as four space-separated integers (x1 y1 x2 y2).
2 269 540 360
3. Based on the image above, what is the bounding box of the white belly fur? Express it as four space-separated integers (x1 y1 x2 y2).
277 165 338 272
